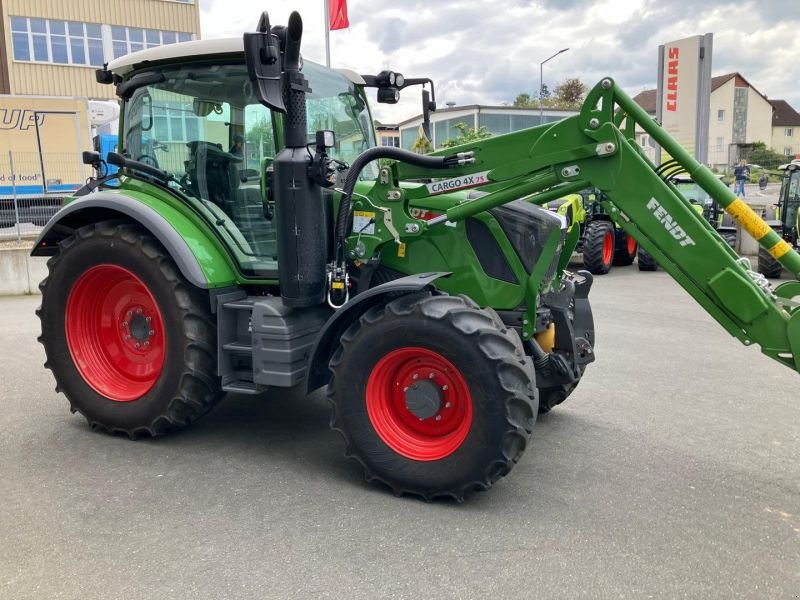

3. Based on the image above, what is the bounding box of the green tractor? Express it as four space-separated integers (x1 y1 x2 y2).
33 11 800 501
637 173 738 271
547 190 638 274
758 161 800 278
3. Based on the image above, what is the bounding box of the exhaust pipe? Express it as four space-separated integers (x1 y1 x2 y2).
269 12 328 307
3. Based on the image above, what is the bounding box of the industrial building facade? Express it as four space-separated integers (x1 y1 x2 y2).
397 105 578 151
0 0 200 99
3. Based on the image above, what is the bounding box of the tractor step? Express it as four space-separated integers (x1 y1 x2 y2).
222 379 265 395
222 341 253 354
217 293 331 391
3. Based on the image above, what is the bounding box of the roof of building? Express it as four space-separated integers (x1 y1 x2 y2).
631 73 764 114
396 104 579 128
105 37 365 84
769 99 800 127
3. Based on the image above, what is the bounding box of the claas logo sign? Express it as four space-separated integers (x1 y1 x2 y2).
666 47 679 112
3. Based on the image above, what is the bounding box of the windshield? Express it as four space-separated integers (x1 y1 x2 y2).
782 170 800 229
121 59 376 275
674 181 711 205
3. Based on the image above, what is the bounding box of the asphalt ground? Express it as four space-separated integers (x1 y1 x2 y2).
1 265 799 599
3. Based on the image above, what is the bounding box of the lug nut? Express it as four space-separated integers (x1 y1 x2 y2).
145 316 151 323
435 415 442 421
442 385 449 391
122 321 128 327
445 402 451 408
137 308 143 314
134 343 140 349
403 386 408 392
126 311 132 317
149 330 155 336
428 373 434 379
412 373 419 380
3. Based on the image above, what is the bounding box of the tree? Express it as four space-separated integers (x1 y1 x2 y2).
553 78 588 108
513 93 534 107
245 116 275 154
440 122 492 148
748 141 788 171
539 83 551 100
411 131 433 154
512 79 588 109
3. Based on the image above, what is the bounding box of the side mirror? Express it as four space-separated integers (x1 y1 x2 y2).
82 151 101 166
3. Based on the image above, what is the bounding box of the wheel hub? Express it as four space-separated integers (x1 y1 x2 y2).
404 378 443 419
123 307 155 349
366 347 473 461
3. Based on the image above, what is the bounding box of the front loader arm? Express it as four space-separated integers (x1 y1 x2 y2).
353 78 800 373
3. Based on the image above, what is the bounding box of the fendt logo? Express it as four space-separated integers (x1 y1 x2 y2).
0 109 45 131
666 47 678 112
647 198 696 247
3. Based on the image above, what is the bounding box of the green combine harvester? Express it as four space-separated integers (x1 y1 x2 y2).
32 11 800 501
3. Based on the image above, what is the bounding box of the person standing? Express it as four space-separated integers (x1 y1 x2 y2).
734 159 750 197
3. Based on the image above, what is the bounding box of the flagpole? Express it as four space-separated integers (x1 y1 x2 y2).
324 0 331 67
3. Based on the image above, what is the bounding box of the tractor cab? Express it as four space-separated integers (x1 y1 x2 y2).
100 39 377 275
775 162 800 244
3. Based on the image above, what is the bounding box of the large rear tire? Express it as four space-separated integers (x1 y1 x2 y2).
758 245 782 279
37 221 223 437
613 231 637 266
637 246 658 271
720 230 737 250
328 292 537 501
582 220 615 274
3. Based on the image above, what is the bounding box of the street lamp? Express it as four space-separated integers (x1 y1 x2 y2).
539 48 569 124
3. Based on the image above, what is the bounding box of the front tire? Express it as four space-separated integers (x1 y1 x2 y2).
613 231 637 266
38 221 223 437
328 293 537 501
637 246 658 271
582 220 615 274
758 245 782 278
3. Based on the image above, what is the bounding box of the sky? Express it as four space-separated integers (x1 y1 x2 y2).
198 0 800 124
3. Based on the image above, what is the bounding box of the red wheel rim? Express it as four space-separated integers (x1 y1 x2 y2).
602 231 614 265
366 347 473 461
626 235 637 256
65 264 166 402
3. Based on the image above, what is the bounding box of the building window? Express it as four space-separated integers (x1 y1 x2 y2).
785 147 793 156
716 137 724 152
640 134 649 148
381 136 400 147
112 27 193 59
786 128 794 137
11 17 106 67
717 109 725 122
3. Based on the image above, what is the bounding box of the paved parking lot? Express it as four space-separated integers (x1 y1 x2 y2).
2 266 799 599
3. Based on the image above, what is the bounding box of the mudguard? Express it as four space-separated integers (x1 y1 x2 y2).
30 191 237 289
304 272 450 393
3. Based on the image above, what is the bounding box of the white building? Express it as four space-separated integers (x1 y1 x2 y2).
633 72 775 169
397 105 578 150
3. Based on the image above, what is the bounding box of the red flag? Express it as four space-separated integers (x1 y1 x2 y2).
329 0 349 30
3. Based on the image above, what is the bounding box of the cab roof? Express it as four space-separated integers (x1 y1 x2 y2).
106 37 365 84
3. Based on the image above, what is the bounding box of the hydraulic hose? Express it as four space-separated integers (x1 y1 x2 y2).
334 147 452 249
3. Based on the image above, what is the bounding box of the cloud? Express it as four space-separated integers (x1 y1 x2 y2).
198 0 800 122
